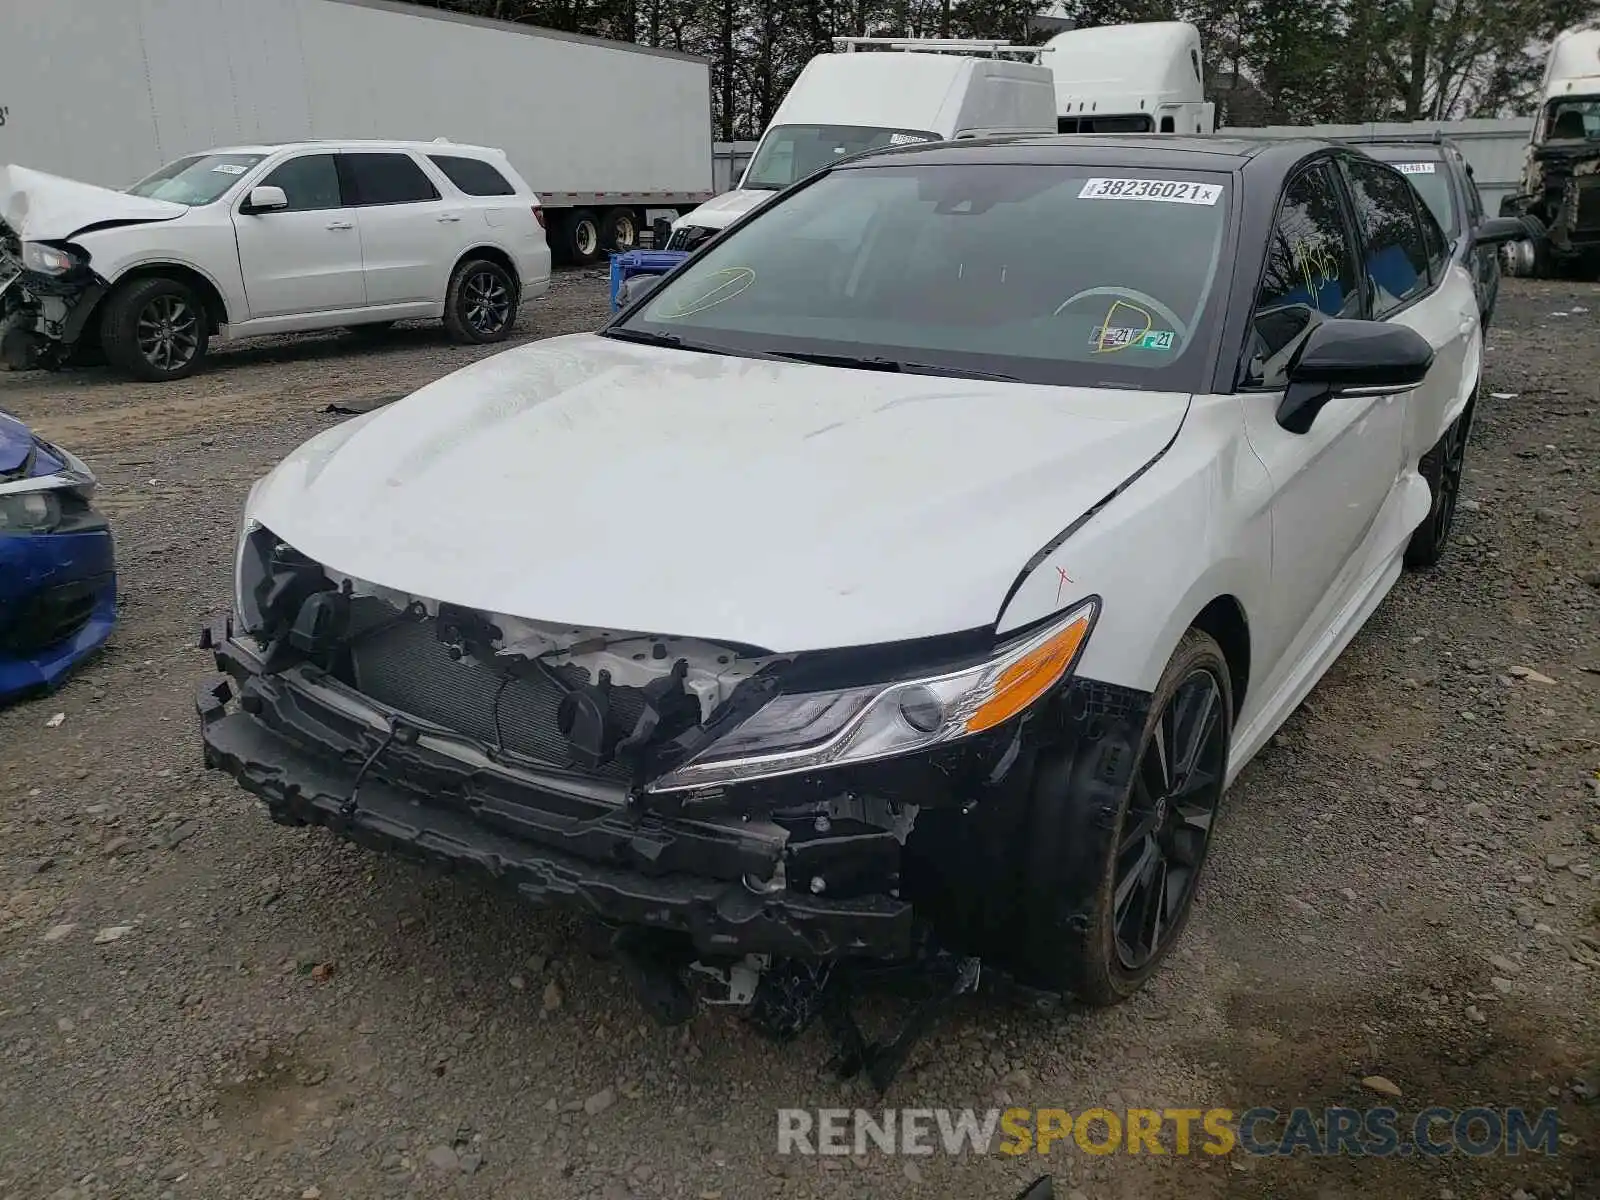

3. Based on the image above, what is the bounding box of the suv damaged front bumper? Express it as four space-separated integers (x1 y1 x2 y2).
0 247 107 372
197 624 920 960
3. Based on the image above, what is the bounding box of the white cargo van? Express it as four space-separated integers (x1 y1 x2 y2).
666 38 1056 251
1041 21 1215 135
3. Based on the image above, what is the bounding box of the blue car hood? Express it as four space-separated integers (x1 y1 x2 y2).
0 409 66 480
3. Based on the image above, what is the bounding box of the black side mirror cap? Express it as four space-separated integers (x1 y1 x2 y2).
1471 215 1540 248
1276 318 1434 434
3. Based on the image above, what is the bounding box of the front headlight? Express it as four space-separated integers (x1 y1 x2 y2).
0 490 62 533
649 598 1098 793
22 242 86 276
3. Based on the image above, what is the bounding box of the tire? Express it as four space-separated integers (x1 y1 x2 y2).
1014 628 1233 1004
1404 392 1474 570
346 321 396 339
99 276 209 381
600 207 641 254
442 258 518 345
558 209 602 266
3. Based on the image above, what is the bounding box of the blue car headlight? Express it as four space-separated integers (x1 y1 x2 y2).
0 490 62 533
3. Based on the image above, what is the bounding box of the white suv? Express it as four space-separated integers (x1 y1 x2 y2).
0 140 551 381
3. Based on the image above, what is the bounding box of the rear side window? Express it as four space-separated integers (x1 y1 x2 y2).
259 154 342 212
1248 163 1361 380
429 154 517 196
338 153 440 206
1341 158 1431 316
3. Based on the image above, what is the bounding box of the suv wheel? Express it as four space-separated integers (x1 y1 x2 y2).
443 259 518 344
101 277 209 381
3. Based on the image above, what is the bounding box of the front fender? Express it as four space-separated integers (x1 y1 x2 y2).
997 394 1272 697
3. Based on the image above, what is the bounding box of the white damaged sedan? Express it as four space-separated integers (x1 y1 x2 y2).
198 135 1530 1013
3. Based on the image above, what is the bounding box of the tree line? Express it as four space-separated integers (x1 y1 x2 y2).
398 0 1597 136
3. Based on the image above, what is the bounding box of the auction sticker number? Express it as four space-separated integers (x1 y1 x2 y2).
1396 162 1436 175
1079 177 1223 205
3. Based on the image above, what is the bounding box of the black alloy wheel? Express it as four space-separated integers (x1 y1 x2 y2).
1404 393 1474 569
443 258 518 345
1111 667 1227 971
462 268 512 337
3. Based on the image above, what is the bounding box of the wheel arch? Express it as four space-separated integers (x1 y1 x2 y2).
453 245 521 294
104 262 230 334
1189 594 1251 719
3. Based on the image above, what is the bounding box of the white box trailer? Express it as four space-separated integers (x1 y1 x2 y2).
0 0 714 263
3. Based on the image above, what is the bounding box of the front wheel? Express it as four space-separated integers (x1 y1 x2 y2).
1404 393 1473 570
443 259 518 345
1014 628 1232 1003
100 276 209 381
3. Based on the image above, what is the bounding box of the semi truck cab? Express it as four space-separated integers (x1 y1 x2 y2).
1041 21 1215 135
1501 26 1600 277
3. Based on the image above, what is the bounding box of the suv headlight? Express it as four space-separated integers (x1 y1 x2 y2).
649 598 1098 793
0 490 62 533
22 242 87 276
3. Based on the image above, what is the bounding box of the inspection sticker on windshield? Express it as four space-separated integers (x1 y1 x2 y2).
211 163 248 175
1079 177 1223 205
1090 326 1174 351
1396 162 1436 175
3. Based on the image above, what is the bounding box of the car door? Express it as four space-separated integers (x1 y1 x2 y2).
1339 155 1477 461
337 152 462 307
233 152 366 318
1235 159 1408 676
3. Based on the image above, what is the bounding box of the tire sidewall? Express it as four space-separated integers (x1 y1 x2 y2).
102 277 208 382
1016 629 1233 1003
445 259 518 344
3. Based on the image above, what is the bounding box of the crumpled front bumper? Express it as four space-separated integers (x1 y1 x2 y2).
0 529 116 701
196 624 916 960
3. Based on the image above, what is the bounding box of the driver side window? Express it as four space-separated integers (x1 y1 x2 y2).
1245 163 1361 387
259 154 343 213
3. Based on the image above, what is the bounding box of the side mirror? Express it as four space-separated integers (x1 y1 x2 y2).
241 185 288 214
1277 318 1433 434
615 273 665 308
1470 215 1538 248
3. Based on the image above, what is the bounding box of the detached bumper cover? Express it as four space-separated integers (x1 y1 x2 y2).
197 630 915 959
0 529 116 699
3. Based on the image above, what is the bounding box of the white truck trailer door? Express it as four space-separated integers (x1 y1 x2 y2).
234 152 367 318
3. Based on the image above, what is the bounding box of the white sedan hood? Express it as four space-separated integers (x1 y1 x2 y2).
248 334 1189 652
672 188 773 231
0 164 187 241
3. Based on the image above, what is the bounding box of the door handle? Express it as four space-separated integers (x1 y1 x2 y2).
326 220 354 230
437 214 462 223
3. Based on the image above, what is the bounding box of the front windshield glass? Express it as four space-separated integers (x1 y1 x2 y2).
741 124 940 190
615 162 1233 390
127 153 266 205
1544 96 1600 141
1385 159 1457 236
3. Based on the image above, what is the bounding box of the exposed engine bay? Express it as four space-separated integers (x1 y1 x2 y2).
1500 98 1600 276
0 219 106 372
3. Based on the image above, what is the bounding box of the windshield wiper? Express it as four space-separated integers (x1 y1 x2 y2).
600 327 690 349
764 350 1019 382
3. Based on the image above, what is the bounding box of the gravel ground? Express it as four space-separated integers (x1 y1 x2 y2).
1 274 1596 1200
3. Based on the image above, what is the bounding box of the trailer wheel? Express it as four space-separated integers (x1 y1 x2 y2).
443 258 518 345
559 209 602 265
600 208 640 253
100 276 209 382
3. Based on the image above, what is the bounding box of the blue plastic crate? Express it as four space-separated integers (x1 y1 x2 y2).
609 250 690 310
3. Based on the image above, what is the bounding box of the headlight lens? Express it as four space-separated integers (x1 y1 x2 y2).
0 490 62 533
22 242 84 276
648 598 1098 793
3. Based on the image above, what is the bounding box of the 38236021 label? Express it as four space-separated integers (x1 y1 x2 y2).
1078 177 1224 205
